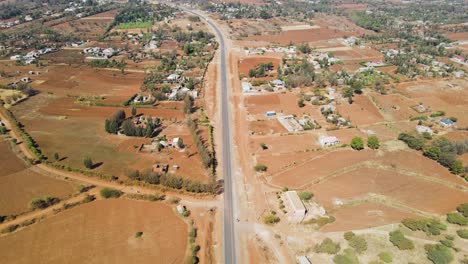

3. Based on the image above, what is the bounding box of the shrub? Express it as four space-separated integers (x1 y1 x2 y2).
263 214 280 224
260 143 268 150
315 238 341 254
367 136 380 150
389 230 414 250
29 196 60 210
447 212 468 226
456 229 468 239
423 146 441 160
457 203 468 217
298 191 313 201
333 248 359 264
344 231 355 241
425 244 453 264
348 235 367 254
402 218 447 236
135 231 143 238
254 164 267 172
83 156 93 169
450 160 464 175
53 152 59 161
350 137 364 150
398 133 424 150
430 111 445 117
0 126 6 134
100 188 123 199
378 252 393 263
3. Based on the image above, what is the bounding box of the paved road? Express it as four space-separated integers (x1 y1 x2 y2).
181 8 237 264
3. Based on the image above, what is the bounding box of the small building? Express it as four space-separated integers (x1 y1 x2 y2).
296 256 312 264
167 74 180 81
319 136 340 147
10 55 21 61
440 118 454 127
277 115 304 132
241 81 253 92
152 163 168 173
176 205 186 214
284 191 307 218
172 137 183 148
416 125 433 135
271 79 284 88
20 77 32 83
266 111 276 117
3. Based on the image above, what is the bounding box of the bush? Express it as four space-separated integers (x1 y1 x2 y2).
425 244 453 264
298 191 313 201
83 156 93 169
430 111 445 117
457 203 468 217
315 238 341 254
263 214 280 224
423 146 442 160
29 196 60 210
135 231 143 238
389 230 414 250
378 252 393 263
350 137 364 150
450 160 464 175
402 218 447 236
333 248 359 264
100 188 123 199
0 126 6 134
260 143 268 150
367 136 380 150
398 133 424 150
344 231 355 241
447 212 468 226
348 235 367 254
456 229 468 239
254 164 267 172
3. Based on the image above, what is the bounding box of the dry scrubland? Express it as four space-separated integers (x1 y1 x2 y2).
0 199 188 264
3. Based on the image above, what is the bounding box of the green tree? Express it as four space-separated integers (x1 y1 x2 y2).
315 238 341 254
450 160 464 175
367 136 380 150
349 235 368 254
447 212 467 226
351 137 364 150
333 248 359 264
53 152 59 161
423 146 441 160
0 126 6 135
131 106 137 117
389 230 414 250
254 164 267 172
425 244 453 264
298 191 313 201
83 156 93 169
100 188 123 198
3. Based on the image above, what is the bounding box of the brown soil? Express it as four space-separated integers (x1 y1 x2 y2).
0 199 188 264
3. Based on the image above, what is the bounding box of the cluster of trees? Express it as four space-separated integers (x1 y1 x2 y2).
104 109 126 134
422 138 466 175
350 136 380 151
282 60 316 88
89 59 127 73
248 62 273 78
344 232 368 254
187 117 215 169
389 230 414 250
29 196 60 210
126 169 218 194
402 218 447 236
104 109 160 137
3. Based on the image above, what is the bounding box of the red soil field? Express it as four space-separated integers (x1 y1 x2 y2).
257 150 326 176
0 199 188 264
250 133 320 155
336 95 384 126
246 28 358 45
309 167 468 214
321 202 418 232
370 94 417 122
245 92 319 117
271 149 376 188
249 119 287 135
238 57 281 77
0 139 76 216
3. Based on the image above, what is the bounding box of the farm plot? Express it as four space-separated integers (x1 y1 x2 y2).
335 95 384 126
238 57 281 78
270 149 376 188
31 65 145 105
0 139 76 216
370 93 418 122
309 167 468 214
11 96 210 182
321 202 418 232
245 28 357 45
245 92 318 116
0 199 188 264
